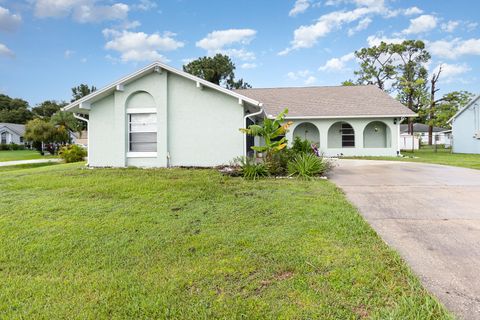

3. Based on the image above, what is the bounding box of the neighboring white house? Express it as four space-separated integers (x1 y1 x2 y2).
63 62 415 168
399 123 452 148
0 123 25 145
449 94 480 154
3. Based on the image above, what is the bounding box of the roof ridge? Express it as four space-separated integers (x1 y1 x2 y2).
235 84 375 91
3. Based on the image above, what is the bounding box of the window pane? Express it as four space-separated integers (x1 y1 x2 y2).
130 142 157 152
130 132 156 143
129 113 157 132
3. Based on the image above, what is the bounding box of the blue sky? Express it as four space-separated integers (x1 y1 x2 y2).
0 0 479 106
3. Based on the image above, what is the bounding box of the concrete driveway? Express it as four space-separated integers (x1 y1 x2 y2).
330 160 480 320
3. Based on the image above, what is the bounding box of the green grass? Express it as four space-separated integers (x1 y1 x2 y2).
348 146 480 170
0 161 60 172
0 150 57 162
0 164 452 319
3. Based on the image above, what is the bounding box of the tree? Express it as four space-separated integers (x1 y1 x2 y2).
71 84 97 102
32 100 66 120
392 40 431 134
426 66 442 145
341 80 357 86
183 54 251 89
24 118 57 152
353 42 397 91
429 91 474 129
0 94 33 124
51 111 80 143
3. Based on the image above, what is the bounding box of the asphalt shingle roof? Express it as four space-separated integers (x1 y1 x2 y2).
235 85 415 118
0 123 25 135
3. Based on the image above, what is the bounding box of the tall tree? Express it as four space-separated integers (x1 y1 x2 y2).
428 91 474 129
183 54 251 89
32 100 66 120
0 94 33 124
71 84 97 102
426 66 442 145
353 42 397 91
392 40 431 134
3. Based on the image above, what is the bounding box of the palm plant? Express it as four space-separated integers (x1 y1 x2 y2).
240 108 293 163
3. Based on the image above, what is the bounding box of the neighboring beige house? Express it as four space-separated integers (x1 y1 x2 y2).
63 62 415 168
0 123 25 145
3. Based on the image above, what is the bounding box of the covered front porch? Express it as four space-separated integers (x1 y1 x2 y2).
285 118 400 157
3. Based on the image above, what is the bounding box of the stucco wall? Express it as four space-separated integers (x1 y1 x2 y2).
88 70 245 167
452 102 480 154
286 118 399 156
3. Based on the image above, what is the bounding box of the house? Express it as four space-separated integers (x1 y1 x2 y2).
71 130 88 147
0 123 25 145
63 62 415 168
449 95 480 154
399 123 452 148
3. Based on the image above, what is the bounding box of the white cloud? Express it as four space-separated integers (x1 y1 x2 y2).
403 6 423 16
402 14 437 34
348 17 371 36
34 0 129 23
287 69 316 84
196 29 256 51
241 63 257 69
0 43 14 57
441 20 459 33
304 76 317 85
133 0 157 11
318 52 354 71
289 0 310 17
0 6 21 32
64 49 75 58
428 38 480 59
196 29 257 61
366 35 404 47
103 29 184 62
280 1 389 55
433 63 471 79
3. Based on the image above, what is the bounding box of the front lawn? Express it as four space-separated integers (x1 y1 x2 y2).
0 164 451 319
349 146 480 170
0 150 56 162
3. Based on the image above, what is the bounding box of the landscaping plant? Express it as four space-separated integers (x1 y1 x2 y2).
59 144 87 163
234 156 269 180
287 153 329 179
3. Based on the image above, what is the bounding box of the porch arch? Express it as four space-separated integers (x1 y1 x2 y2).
292 122 320 145
328 121 355 148
363 121 391 148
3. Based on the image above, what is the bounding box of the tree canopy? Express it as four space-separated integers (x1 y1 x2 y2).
32 100 66 120
183 54 251 89
0 94 33 124
71 84 97 102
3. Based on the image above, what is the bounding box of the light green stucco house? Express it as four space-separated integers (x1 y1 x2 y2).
63 62 415 168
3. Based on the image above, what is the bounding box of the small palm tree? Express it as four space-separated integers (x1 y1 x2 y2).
240 108 293 163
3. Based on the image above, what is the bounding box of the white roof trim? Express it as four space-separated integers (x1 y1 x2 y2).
62 61 262 112
448 94 480 123
279 114 417 120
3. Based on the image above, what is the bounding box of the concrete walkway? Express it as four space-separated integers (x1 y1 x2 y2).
330 159 480 320
0 158 61 167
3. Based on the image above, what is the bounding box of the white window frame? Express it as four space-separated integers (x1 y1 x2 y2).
126 108 157 158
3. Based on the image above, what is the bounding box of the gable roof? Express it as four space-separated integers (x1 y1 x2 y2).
0 123 25 136
400 123 447 133
63 61 263 113
234 85 416 118
448 94 480 123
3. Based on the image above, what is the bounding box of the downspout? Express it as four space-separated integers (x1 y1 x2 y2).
73 113 89 166
397 117 405 155
243 107 264 158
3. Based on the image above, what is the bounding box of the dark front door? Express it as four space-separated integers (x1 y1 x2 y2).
246 118 255 157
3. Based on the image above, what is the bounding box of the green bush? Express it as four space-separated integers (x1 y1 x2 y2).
291 137 314 154
59 144 87 163
287 153 328 179
0 143 26 150
235 157 269 180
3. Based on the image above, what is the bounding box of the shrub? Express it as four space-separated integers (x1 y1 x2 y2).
0 143 25 150
291 137 314 154
268 148 295 176
234 156 269 180
287 153 329 179
59 144 87 163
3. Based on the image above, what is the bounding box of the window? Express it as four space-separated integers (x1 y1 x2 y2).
128 113 157 152
20 137 24 143
341 123 355 147
1 132 6 144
